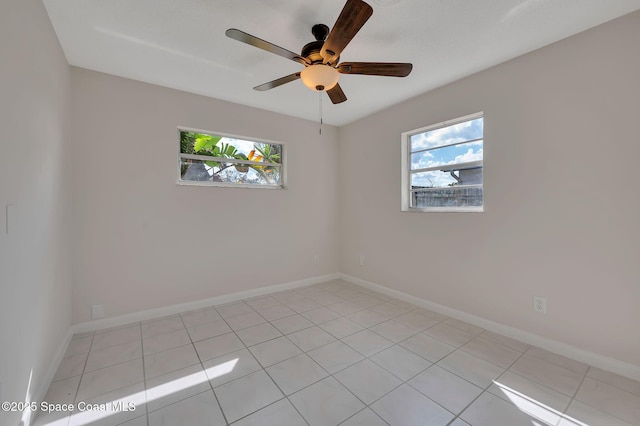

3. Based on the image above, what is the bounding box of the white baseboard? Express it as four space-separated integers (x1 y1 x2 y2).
26 328 74 425
339 273 640 382
71 273 340 334
37 268 638 421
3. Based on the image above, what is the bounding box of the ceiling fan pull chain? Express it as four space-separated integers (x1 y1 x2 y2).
319 91 323 135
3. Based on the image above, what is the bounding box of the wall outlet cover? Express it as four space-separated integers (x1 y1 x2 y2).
91 304 104 320
533 296 547 314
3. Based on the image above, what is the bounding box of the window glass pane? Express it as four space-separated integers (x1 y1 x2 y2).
411 171 458 189
411 140 483 171
180 131 282 164
410 117 483 152
180 158 281 186
411 186 484 208
411 167 483 188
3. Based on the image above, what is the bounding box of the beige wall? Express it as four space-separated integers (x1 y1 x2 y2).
339 11 640 366
70 68 339 323
0 0 73 424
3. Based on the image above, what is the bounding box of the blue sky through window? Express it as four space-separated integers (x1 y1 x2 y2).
410 117 483 187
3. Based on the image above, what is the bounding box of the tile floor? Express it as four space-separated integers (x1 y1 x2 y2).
34 280 640 426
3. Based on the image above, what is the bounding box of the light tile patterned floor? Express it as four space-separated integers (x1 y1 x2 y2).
34 279 640 426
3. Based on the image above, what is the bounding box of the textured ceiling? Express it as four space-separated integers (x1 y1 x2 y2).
43 0 640 126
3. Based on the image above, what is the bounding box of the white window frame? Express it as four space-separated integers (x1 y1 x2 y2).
401 112 484 213
177 127 287 189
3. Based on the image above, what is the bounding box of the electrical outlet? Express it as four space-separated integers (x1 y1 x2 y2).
533 296 547 314
91 304 104 320
313 255 319 264
359 255 365 266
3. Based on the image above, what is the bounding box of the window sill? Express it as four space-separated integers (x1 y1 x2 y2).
402 206 484 213
177 180 285 190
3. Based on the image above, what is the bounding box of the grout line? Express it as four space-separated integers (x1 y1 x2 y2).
338 406 390 425
555 365 640 426
210 297 314 424
74 332 95 403
213 300 330 423
195 330 231 425
197 307 235 425
549 364 591 426
37 332 98 426
439 336 531 425
144 314 221 419
139 321 150 426
65 326 148 426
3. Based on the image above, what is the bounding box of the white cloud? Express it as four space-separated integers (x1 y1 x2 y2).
411 151 434 169
452 148 483 164
410 118 482 151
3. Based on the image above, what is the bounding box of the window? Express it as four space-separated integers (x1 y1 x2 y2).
401 112 483 212
178 129 285 188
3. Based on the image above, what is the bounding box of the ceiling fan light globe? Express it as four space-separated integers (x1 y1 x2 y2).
300 65 339 92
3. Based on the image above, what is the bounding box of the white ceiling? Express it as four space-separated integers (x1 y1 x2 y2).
43 0 640 126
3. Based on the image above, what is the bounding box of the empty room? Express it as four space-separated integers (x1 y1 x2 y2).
1 0 639 425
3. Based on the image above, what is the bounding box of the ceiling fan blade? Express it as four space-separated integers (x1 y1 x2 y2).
253 73 301 91
226 29 309 66
338 62 413 77
321 0 373 64
327 83 347 104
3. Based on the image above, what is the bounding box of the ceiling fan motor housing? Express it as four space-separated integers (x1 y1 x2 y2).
302 24 338 65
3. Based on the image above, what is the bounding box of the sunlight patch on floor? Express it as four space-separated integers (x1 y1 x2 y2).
493 380 588 426
44 359 238 425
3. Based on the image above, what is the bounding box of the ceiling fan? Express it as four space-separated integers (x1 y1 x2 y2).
225 0 413 104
